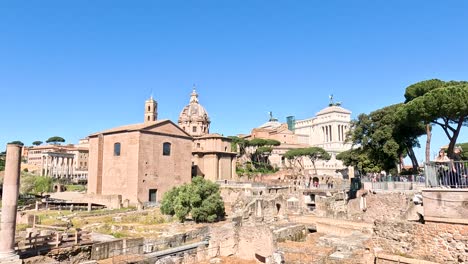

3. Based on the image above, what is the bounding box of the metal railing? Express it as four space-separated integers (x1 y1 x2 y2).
360 174 425 183
425 161 468 188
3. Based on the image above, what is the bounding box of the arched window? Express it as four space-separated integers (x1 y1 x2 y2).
148 106 151 111
114 143 121 156
147 116 150 121
163 142 171 156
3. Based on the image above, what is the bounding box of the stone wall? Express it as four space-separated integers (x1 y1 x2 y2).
314 192 414 223
79 194 122 209
208 218 305 263
314 192 348 218
372 220 468 263
208 219 276 261
422 189 468 223
144 226 209 252
272 224 307 242
238 225 276 261
208 221 239 258
90 238 143 260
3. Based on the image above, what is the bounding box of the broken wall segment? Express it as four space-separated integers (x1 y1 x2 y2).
422 189 468 224
372 220 468 263
90 238 143 260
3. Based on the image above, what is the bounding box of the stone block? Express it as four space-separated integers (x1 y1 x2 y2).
422 189 468 223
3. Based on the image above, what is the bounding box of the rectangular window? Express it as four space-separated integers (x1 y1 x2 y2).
163 142 171 156
192 126 197 133
149 189 157 203
114 143 121 156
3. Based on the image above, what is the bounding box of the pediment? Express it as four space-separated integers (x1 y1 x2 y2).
143 120 192 138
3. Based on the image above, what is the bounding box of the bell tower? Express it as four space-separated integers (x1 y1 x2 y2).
144 96 158 123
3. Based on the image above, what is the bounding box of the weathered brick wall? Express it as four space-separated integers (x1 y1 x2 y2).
372 220 468 263
314 192 348 218
314 192 413 223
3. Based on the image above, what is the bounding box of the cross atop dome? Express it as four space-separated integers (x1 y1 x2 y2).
190 84 199 103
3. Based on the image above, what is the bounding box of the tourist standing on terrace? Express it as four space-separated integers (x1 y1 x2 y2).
450 146 465 188
435 149 450 187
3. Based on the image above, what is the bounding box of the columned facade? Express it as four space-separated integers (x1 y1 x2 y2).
41 152 75 180
293 104 353 175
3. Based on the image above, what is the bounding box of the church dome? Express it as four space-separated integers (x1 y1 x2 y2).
178 89 210 137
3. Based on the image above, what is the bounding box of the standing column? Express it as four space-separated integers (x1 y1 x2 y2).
44 156 48 176
0 144 22 262
333 124 338 143
69 158 74 179
47 156 51 176
65 157 69 179
59 157 63 179
50 156 53 178
326 126 329 142
41 155 45 176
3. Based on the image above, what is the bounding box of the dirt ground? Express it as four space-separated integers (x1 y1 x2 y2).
198 256 258 264
278 232 335 263
23 256 59 264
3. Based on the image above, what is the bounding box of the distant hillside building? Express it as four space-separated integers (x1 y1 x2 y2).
294 104 352 153
293 103 352 175
26 139 89 182
249 114 299 145
243 102 352 176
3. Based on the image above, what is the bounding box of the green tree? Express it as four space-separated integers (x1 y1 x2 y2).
160 187 180 216
350 104 425 172
284 147 331 175
32 141 43 146
46 136 66 145
20 174 53 195
228 136 248 156
247 138 280 164
304 147 331 175
160 176 225 223
403 80 468 158
0 151 5 171
283 148 306 175
336 149 382 175
458 142 468 160
8 141 24 146
0 158 5 171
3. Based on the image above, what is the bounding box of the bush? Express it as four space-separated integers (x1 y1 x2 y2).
20 174 53 195
160 176 225 223
65 184 86 192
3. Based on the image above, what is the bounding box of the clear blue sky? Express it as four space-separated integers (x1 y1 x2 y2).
1 0 467 162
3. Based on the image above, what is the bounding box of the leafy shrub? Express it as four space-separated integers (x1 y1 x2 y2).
160 176 225 223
